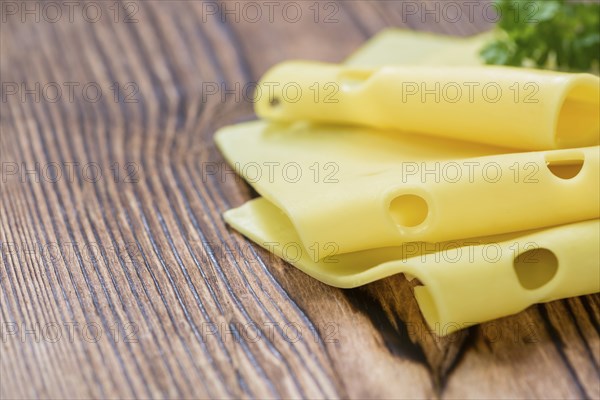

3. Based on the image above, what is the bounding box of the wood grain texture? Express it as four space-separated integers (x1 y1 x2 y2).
0 1 598 398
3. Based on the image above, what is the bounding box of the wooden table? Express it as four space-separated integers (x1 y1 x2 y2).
1 1 598 398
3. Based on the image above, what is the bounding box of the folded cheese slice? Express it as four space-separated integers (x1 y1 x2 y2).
225 198 600 335
215 120 599 257
255 62 600 150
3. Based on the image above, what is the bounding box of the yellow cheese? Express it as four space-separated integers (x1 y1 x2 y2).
345 29 493 67
255 62 600 150
217 29 600 334
215 120 599 257
225 198 600 335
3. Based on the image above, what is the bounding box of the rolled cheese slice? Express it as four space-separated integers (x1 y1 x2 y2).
255 62 600 150
225 198 600 335
215 120 599 258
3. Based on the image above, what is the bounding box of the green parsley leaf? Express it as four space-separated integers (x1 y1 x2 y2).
480 0 600 73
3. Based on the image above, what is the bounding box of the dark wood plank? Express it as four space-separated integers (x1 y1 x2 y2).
1 1 598 398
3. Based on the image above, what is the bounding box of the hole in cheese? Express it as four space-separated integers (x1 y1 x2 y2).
389 194 428 228
513 248 559 290
269 97 281 108
339 69 375 91
545 151 584 179
555 82 600 148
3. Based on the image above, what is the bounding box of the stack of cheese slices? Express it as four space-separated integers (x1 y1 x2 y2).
215 30 600 335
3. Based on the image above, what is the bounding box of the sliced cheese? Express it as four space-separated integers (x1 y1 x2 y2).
255 62 600 150
225 198 600 335
345 29 493 67
218 29 600 334
215 120 599 257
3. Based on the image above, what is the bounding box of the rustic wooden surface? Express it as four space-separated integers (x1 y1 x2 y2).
1 1 599 398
